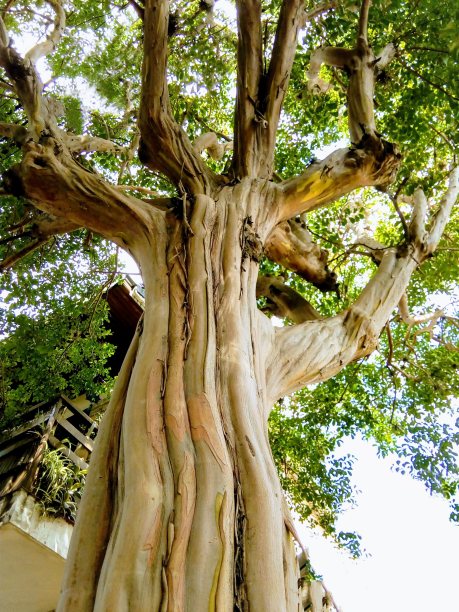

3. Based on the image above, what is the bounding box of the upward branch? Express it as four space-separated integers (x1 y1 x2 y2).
0 1 65 139
266 167 459 403
306 0 393 144
357 0 371 45
232 0 263 178
138 0 213 194
25 0 65 64
258 0 304 178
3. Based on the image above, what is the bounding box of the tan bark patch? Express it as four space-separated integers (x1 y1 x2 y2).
188 394 228 470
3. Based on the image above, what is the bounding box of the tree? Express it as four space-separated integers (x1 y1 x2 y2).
0 0 458 609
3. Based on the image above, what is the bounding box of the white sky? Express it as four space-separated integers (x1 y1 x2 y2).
296 437 459 612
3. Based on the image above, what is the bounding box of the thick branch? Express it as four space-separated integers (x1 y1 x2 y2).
25 0 65 64
232 0 263 178
258 0 303 177
5 142 165 258
264 218 337 291
138 0 213 194
277 141 401 223
306 0 387 145
0 122 27 142
0 40 47 137
257 275 321 323
64 133 122 154
266 167 458 402
0 215 79 272
192 132 233 161
426 167 459 251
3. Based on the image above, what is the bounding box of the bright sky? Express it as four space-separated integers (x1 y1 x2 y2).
296 437 459 612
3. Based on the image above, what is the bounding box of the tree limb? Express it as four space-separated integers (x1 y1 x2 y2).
398 293 444 331
64 133 122 154
138 0 214 194
302 1 337 25
258 0 303 177
256 275 322 323
192 132 233 161
0 122 28 142
306 0 393 145
25 0 65 64
426 166 459 251
266 167 459 403
276 141 401 223
0 13 58 139
4 142 165 257
0 215 79 272
232 0 263 178
264 217 337 291
357 0 371 44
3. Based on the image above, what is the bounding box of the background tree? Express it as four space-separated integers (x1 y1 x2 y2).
0 0 458 610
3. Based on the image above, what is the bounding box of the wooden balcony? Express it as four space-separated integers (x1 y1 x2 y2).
0 396 98 612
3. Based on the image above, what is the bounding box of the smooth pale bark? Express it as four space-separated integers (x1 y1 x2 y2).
10 152 453 610
52 176 302 611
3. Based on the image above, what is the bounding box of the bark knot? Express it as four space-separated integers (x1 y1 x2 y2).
240 216 263 263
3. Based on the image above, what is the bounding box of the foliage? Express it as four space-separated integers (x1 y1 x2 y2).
0 0 458 557
34 443 87 522
0 231 119 425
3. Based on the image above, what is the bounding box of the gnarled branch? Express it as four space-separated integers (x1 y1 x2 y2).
5 142 165 259
232 0 263 178
266 167 459 403
276 141 401 223
192 132 233 161
264 217 337 291
138 0 213 194
306 0 396 145
257 275 321 323
0 37 47 137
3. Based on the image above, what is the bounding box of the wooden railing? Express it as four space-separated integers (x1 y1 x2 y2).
0 396 98 497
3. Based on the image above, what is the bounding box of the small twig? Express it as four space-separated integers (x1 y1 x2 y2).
428 124 456 151
385 322 394 367
406 46 449 54
390 177 410 240
397 56 459 102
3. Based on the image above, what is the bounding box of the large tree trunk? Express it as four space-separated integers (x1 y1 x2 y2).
58 182 301 611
